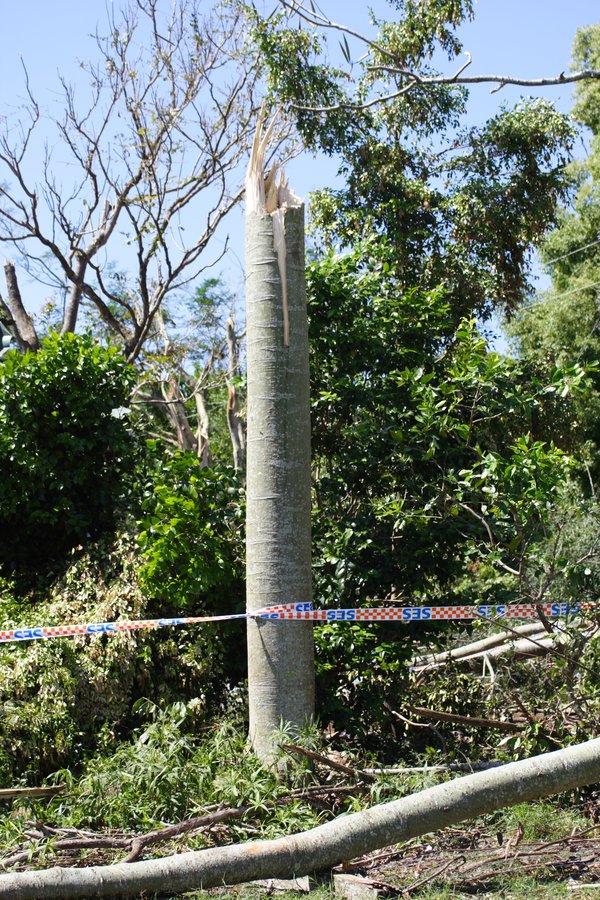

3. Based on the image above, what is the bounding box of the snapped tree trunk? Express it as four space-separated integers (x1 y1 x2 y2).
245 120 314 763
2 737 600 898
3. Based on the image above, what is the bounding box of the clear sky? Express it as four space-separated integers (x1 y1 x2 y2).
0 1 598 317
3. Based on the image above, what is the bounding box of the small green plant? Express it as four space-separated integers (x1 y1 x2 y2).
48 703 323 835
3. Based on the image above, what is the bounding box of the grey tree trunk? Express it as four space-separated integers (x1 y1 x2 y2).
226 315 246 472
1 261 39 352
2 738 600 898
245 121 314 762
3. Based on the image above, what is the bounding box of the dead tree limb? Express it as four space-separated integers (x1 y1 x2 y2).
2 737 600 898
0 785 65 801
404 705 525 732
280 743 376 783
226 315 246 472
411 622 547 669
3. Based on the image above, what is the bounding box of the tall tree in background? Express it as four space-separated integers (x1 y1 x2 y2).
0 0 288 463
508 24 600 468
245 120 314 762
250 0 584 319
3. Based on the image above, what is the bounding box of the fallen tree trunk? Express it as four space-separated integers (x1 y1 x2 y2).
411 623 550 669
2 738 600 898
464 633 555 661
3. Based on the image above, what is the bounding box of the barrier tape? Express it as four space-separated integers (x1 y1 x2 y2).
0 613 248 644
255 601 586 621
0 600 591 645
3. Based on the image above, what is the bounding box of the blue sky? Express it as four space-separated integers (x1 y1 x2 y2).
0 1 598 320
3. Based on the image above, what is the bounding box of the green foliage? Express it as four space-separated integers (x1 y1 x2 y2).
0 332 137 571
49 704 322 834
307 242 593 737
309 242 584 606
247 9 358 154
252 3 575 316
315 622 409 736
0 533 242 783
572 24 600 134
508 27 600 475
372 1 475 67
137 452 244 612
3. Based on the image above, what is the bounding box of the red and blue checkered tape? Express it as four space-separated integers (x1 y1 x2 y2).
0 600 589 644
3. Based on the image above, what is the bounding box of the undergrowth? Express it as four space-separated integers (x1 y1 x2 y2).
48 704 324 835
0 533 244 783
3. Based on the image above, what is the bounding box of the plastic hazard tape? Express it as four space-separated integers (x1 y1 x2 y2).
254 601 587 622
0 601 590 645
0 612 249 644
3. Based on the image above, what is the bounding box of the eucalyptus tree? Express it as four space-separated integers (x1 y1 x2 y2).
249 0 591 318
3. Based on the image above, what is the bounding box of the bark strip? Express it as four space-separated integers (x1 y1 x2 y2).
2 738 600 897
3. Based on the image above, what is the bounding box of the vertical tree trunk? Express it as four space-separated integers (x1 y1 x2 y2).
245 124 314 763
194 386 212 467
226 316 246 473
2 261 39 352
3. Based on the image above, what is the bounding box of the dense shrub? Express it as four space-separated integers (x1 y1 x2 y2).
137 452 245 615
0 332 137 571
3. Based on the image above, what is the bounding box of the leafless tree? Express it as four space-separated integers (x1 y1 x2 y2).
0 0 288 364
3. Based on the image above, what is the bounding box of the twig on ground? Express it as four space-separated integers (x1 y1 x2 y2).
402 855 467 893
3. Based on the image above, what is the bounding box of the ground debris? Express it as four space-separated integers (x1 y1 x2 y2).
340 825 600 895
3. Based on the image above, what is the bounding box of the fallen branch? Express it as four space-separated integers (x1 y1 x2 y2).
280 743 376 783
459 633 555 661
402 854 466 894
403 705 525 732
0 807 247 870
120 807 247 863
0 785 65 802
411 623 548 669
363 762 503 774
2 737 600 897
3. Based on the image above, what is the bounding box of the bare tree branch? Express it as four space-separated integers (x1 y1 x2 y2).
0 0 293 362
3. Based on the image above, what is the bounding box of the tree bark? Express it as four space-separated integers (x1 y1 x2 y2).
2 738 600 898
160 377 198 454
2 261 39 352
245 120 314 763
194 385 212 467
226 315 246 472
